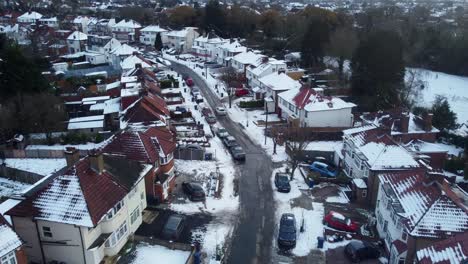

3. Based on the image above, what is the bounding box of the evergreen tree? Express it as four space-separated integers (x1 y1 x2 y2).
350 30 405 111
204 0 226 36
431 95 457 130
154 33 163 51
301 19 330 68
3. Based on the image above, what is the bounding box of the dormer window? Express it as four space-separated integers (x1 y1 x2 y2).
106 200 125 220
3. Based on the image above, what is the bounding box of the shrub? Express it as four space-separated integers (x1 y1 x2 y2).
239 100 264 108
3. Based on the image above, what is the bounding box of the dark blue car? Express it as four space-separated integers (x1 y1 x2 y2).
278 213 297 249
309 161 338 177
274 173 291 193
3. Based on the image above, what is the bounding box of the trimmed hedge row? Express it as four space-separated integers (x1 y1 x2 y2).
239 99 264 108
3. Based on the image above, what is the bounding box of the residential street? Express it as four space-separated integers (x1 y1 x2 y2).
170 62 277 264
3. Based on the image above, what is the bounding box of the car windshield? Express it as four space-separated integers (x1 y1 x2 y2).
166 216 183 231
277 175 289 183
190 183 203 191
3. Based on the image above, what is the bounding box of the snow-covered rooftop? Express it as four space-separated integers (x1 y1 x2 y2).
113 19 141 29
232 51 266 66
259 72 301 91
417 233 468 264
111 43 138 56
18 11 42 20
279 87 356 112
3 158 66 177
359 142 419 170
68 115 104 130
141 25 167 33
67 31 88 41
0 218 22 257
121 55 152 70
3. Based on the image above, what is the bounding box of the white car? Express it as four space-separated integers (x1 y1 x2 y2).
215 106 227 116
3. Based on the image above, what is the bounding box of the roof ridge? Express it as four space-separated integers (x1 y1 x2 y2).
409 195 440 234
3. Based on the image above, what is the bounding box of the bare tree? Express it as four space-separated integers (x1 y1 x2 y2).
218 66 243 108
402 69 426 108
285 128 310 180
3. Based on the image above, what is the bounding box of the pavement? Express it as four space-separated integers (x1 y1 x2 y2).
170 62 278 264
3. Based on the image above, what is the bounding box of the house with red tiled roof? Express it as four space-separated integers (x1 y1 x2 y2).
121 93 170 129
0 214 27 264
102 127 176 203
376 171 468 264
416 232 468 264
342 125 424 206
278 86 355 128
6 149 152 264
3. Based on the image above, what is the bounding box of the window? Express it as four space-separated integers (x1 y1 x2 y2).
106 200 125 220
362 190 367 198
398 258 405 264
383 220 388 232
140 192 145 200
105 221 128 248
401 231 408 241
130 207 140 225
1 251 17 264
42 226 52 238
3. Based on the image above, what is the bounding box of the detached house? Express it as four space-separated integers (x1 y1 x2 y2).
6 149 152 264
231 51 266 74
164 27 199 53
112 19 141 43
215 40 246 66
139 25 167 46
416 232 468 264
342 125 422 205
257 71 301 114
191 31 226 60
17 11 42 24
278 86 356 127
246 59 287 88
102 127 176 204
67 31 88 53
0 214 27 264
376 172 468 264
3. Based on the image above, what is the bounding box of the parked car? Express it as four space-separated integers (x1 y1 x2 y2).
229 145 246 161
215 106 227 116
274 173 291 193
186 78 194 87
278 213 297 249
223 136 238 148
309 161 338 177
215 127 229 138
195 94 204 103
235 88 249 97
182 182 206 201
344 241 380 263
161 214 185 240
205 114 217 124
323 211 359 232
175 106 188 114
201 106 212 117
190 87 200 96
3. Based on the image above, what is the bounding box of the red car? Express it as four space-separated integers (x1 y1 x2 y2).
323 211 359 233
235 88 249 97
186 78 194 87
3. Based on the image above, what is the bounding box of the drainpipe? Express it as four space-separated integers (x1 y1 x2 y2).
34 220 46 264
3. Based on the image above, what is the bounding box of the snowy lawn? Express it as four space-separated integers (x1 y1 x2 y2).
271 166 325 257
3 158 66 176
0 178 31 198
130 243 191 264
412 68 468 125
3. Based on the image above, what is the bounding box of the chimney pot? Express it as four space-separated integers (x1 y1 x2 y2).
401 113 410 133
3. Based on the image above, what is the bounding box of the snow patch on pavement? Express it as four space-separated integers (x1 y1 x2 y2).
130 243 191 264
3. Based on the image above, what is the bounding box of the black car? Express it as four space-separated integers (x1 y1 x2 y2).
223 136 238 148
344 240 380 263
274 173 291 193
229 145 246 161
278 213 297 249
161 214 185 241
182 182 206 201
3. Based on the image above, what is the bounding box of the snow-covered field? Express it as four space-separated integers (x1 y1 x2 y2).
130 244 191 264
3 158 66 176
412 68 468 125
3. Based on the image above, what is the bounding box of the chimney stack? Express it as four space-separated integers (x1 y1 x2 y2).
65 147 80 167
400 113 410 133
89 149 104 174
424 113 433 132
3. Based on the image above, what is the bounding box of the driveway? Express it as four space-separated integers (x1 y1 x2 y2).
170 62 277 264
